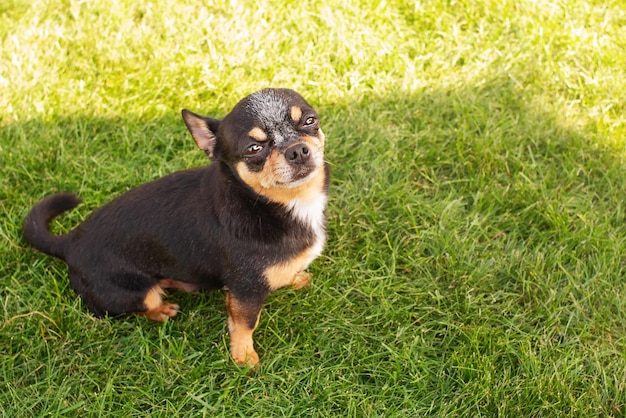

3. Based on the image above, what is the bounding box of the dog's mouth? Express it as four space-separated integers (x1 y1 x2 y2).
265 159 318 188
278 165 317 187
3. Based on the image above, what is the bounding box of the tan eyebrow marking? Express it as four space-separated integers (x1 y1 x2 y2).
248 127 268 142
290 106 302 122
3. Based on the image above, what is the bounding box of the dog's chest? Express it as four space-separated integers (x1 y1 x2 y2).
262 194 327 291
286 194 327 266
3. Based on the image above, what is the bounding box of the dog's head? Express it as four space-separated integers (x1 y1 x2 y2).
182 89 326 204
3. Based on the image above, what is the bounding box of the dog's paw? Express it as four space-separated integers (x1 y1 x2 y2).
291 271 312 290
145 303 180 322
232 347 260 368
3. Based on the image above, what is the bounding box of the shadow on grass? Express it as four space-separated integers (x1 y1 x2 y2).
2 75 624 332
1 77 625 415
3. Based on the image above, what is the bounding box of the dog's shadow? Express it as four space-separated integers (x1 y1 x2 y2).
2 77 622 366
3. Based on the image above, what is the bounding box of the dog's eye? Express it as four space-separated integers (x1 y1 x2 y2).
245 144 264 156
304 116 317 126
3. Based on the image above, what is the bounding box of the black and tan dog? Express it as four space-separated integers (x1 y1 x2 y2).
23 88 329 367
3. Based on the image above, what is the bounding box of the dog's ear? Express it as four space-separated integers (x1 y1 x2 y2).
181 109 220 159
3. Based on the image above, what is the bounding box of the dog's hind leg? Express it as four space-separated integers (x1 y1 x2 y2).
69 269 178 321
140 286 180 322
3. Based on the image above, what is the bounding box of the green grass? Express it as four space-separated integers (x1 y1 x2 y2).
2 0 626 416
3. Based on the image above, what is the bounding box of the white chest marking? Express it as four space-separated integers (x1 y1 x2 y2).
287 194 327 268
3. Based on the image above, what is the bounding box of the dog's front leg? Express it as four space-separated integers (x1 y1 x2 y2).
225 291 264 367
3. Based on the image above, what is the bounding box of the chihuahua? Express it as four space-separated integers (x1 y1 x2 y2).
23 88 329 367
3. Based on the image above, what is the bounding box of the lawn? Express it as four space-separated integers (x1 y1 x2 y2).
2 0 626 416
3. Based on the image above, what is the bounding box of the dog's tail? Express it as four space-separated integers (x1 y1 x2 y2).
23 192 81 260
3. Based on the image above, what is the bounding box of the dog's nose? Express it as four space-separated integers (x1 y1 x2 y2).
285 143 310 164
